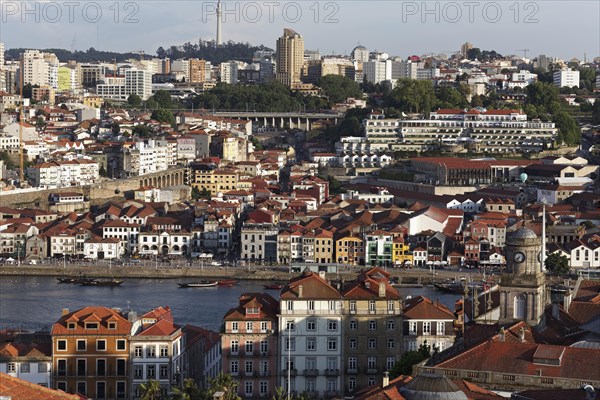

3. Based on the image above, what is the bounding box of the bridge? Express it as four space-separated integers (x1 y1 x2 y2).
210 111 345 131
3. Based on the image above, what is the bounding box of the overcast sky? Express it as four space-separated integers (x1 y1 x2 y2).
1 1 599 60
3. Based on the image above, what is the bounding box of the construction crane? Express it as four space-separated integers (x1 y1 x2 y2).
516 49 530 59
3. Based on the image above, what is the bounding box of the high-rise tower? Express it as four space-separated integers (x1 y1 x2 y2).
275 28 304 87
216 0 222 46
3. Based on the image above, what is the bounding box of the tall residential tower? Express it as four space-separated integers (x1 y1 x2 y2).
276 28 304 87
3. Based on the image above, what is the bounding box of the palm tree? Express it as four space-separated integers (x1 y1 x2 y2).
139 380 163 400
171 378 203 400
208 373 240 400
272 386 287 400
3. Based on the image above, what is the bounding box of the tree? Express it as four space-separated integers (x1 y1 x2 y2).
151 109 175 126
339 116 362 136
138 380 164 400
191 186 202 200
388 79 435 115
581 220 596 230
592 100 600 125
327 175 344 195
207 373 240 400
316 75 363 104
99 164 108 177
132 125 153 138
553 111 581 145
151 90 173 109
171 378 203 400
271 386 287 400
111 121 120 135
128 94 143 108
389 342 431 378
545 253 570 275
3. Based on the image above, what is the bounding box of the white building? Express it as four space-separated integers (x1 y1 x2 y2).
20 50 59 89
553 68 580 88
125 69 152 100
240 223 279 262
27 159 100 188
279 270 343 398
0 342 52 387
83 237 122 260
351 46 369 63
564 240 600 269
220 62 239 84
363 60 391 85
101 220 140 256
0 42 5 91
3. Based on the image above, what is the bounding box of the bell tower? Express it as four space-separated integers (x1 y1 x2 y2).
499 227 547 326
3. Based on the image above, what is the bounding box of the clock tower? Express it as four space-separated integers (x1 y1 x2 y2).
499 227 547 325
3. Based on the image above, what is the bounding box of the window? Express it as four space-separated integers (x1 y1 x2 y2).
349 320 357 330
286 301 293 311
116 340 126 351
260 322 268 332
147 365 156 379
369 300 376 312
327 320 337 331
134 365 143 379
77 340 86 351
134 346 143 357
408 341 417 351
285 337 295 351
246 322 253 332
20 363 30 373
409 321 417 335
57 382 67 391
231 322 239 332
77 359 86 376
260 340 268 354
368 356 376 369
387 338 395 349
327 357 337 370
306 378 316 393
68 322 76 330
306 337 316 351
245 341 254 354
97 359 106 376
159 364 169 379
285 357 295 371
348 357 357 370
96 340 106 351
286 320 295 330
159 345 168 357
368 377 375 386
437 322 445 335
259 381 268 396
108 322 116 330
147 346 156 358
349 378 356 391
368 320 376 330
307 319 316 331
387 357 396 370
423 322 431 335
116 381 126 399
387 319 395 330
327 377 337 392
349 301 356 312
77 381 87 396
96 382 106 399
368 338 377 349
231 340 239 354
349 338 357 349
308 300 315 311
387 301 395 312
85 322 98 330
57 360 66 376
328 301 337 311
327 338 337 351
306 357 316 370
57 340 67 351
245 361 253 374
117 359 126 376
38 363 48 373
230 361 239 374
245 381 253 396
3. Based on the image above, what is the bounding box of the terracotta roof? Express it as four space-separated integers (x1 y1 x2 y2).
223 293 280 321
137 319 180 337
51 306 131 335
0 372 80 399
281 270 341 300
403 296 455 320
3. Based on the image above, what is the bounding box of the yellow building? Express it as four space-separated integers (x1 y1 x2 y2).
190 169 239 195
83 96 104 108
392 236 413 267
335 235 365 266
313 229 334 264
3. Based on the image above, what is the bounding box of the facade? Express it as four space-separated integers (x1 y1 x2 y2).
341 268 402 395
21 50 59 89
241 223 279 262
365 231 394 267
402 296 456 353
222 293 280 399
276 29 304 86
553 68 580 88
220 62 239 84
0 342 52 387
27 160 100 188
124 69 152 100
51 307 132 399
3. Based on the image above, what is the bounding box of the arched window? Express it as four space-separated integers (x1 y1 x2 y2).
514 294 526 319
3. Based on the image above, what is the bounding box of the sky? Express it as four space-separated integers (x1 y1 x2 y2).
1 0 599 61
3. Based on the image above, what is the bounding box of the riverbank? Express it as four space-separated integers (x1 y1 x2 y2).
0 264 478 284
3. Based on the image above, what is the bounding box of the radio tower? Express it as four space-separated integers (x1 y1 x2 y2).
216 0 222 46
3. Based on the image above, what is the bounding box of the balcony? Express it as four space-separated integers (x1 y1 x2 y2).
346 368 358 374
282 368 297 376
303 369 319 376
366 367 378 374
324 369 340 376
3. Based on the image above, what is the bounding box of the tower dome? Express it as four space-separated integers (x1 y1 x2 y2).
398 373 468 400
512 227 537 240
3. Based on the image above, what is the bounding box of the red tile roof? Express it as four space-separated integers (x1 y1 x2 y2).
0 372 80 399
403 296 455 320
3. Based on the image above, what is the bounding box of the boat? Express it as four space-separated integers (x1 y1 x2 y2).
263 283 284 290
178 281 218 288
80 278 124 286
57 276 96 284
217 279 239 286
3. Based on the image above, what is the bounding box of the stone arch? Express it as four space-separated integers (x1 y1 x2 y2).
140 180 144 187
152 177 158 187
166 174 171 187
514 294 526 319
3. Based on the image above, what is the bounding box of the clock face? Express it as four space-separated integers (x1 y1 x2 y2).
514 252 526 263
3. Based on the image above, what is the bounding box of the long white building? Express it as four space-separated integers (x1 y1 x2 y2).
27 159 100 188
20 50 59 89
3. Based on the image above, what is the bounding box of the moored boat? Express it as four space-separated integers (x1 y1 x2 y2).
263 283 284 290
80 278 124 286
178 281 218 288
218 279 239 286
57 276 96 284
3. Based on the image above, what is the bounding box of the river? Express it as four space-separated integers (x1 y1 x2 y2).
0 276 462 332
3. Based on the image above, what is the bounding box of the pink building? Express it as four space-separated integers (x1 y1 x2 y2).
222 293 280 399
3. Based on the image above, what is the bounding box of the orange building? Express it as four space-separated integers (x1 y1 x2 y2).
51 307 132 399
335 235 365 265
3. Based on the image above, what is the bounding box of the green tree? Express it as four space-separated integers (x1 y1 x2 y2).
151 90 173 109
138 380 164 400
250 136 264 151
316 75 363 104
592 100 600 125
132 125 153 138
581 220 596 230
326 175 344 195
191 186 202 200
388 79 435 114
553 111 581 145
151 109 175 125
545 253 570 275
145 98 159 110
99 164 108 177
207 373 240 400
339 116 362 136
111 121 120 134
171 378 203 400
271 387 287 400
389 342 431 377
128 94 143 108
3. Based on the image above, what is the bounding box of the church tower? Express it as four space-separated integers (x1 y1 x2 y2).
499 227 547 325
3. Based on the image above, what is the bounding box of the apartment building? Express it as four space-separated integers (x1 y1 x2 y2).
279 270 343 398
334 235 365 266
276 29 304 86
365 231 394 267
402 296 456 352
27 159 100 188
222 293 280 399
341 268 402 395
189 164 240 195
240 223 279 262
51 307 133 399
553 68 580 88
101 220 140 256
0 340 52 387
21 50 59 89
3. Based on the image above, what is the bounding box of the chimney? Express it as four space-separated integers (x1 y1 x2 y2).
383 371 389 387
61 308 69 316
318 271 326 279
519 327 526 342
128 311 138 322
379 282 386 298
499 327 505 342
298 285 303 298
552 303 560 320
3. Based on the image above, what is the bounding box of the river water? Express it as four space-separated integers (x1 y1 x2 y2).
0 276 461 332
